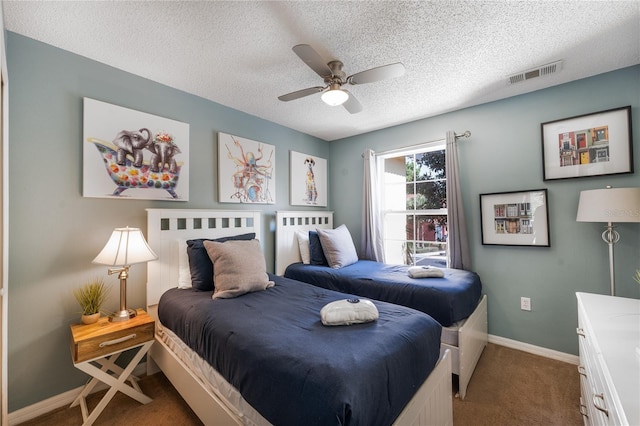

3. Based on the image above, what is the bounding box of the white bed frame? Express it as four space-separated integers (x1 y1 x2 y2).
275 210 488 400
146 208 453 425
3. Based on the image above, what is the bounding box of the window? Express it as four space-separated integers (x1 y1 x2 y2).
379 141 447 267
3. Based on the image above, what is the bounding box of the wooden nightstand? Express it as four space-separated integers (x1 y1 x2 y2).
69 309 155 426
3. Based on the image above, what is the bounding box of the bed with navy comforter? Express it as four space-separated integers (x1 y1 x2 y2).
158 273 442 426
284 260 482 327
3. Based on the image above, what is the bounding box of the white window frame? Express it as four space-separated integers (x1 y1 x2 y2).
377 140 447 266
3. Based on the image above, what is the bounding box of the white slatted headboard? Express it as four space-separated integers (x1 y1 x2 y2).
275 211 333 275
146 209 262 309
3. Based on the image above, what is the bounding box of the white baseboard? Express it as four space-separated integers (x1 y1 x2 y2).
489 334 579 365
7 363 147 426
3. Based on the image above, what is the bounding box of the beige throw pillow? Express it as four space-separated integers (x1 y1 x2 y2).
316 224 359 269
203 239 274 299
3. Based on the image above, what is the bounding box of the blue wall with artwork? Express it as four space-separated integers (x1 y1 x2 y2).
328 65 640 357
5 32 329 412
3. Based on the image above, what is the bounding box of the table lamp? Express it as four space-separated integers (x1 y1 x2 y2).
93 227 158 321
576 186 640 296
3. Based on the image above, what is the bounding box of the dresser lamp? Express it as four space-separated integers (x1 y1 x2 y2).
576 186 640 296
92 227 158 322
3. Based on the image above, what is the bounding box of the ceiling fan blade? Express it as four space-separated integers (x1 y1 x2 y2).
292 44 333 78
278 86 325 102
348 62 406 85
342 90 363 114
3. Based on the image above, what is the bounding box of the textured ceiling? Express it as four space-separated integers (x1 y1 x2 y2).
3 1 639 141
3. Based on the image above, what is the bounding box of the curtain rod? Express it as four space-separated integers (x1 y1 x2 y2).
362 130 472 157
455 130 471 139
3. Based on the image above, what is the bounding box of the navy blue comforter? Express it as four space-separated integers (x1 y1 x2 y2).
285 260 482 326
158 274 441 426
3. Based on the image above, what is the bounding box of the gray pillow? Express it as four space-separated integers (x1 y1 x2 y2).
203 239 274 299
316 224 359 269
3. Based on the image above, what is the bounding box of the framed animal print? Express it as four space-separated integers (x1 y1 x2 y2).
218 132 275 204
83 98 190 200
290 151 327 207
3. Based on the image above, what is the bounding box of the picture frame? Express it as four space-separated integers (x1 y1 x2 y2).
218 132 275 204
479 189 549 247
83 98 190 201
289 151 328 206
541 106 633 181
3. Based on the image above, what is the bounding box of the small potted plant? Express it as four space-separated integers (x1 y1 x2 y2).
74 278 109 324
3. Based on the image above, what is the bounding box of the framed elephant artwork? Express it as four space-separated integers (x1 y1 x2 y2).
82 97 190 201
289 150 327 206
218 132 275 204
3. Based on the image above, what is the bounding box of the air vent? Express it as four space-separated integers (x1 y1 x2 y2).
508 60 563 84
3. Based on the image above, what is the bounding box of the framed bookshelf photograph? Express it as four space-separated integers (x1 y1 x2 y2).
541 106 633 181
480 189 550 247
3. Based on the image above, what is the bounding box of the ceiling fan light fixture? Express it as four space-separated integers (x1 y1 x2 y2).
280 44 404 113
321 87 349 106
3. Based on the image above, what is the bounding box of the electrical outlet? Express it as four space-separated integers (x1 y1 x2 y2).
520 297 531 311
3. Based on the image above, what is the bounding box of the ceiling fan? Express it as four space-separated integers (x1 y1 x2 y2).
278 44 406 114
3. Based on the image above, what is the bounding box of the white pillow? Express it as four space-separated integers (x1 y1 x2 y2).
408 265 445 278
295 230 311 264
321 299 379 326
177 239 192 289
316 224 358 269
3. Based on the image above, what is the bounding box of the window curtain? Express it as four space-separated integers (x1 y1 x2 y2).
361 149 384 261
445 131 471 270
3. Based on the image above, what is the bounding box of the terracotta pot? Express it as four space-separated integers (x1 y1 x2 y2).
81 313 100 325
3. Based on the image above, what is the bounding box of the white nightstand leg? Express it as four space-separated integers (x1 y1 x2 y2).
71 340 154 426
89 353 144 391
71 351 125 408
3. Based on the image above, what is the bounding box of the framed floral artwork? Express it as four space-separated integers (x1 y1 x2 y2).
83 98 189 200
289 151 327 206
218 132 275 204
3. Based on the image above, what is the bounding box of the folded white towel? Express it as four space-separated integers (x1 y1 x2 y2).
321 299 379 326
408 265 445 278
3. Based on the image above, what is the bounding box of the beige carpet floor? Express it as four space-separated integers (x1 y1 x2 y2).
19 343 582 425
452 343 581 426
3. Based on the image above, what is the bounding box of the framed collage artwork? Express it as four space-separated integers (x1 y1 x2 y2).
541 106 632 181
480 189 550 247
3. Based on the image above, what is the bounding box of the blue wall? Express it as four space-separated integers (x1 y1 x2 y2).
6 32 329 412
328 66 640 356
6 30 639 412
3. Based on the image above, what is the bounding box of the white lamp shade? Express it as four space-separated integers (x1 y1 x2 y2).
576 187 640 223
92 227 158 266
321 89 349 106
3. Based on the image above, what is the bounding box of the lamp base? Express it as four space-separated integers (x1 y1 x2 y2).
109 308 137 322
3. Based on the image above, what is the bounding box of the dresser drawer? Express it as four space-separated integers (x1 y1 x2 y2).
578 337 604 425
576 293 635 426
70 309 155 363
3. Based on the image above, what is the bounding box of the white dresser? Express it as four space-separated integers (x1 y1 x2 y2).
576 292 640 425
